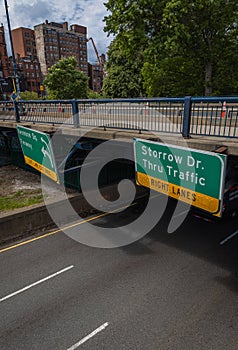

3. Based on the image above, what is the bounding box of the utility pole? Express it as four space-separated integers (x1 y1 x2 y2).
3 0 21 99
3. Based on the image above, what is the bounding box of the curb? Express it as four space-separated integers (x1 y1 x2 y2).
0 184 148 245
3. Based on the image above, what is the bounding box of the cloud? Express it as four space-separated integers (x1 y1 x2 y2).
1 0 112 62
12 0 52 27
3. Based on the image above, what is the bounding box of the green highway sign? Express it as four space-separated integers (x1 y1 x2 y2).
134 138 227 216
17 125 59 183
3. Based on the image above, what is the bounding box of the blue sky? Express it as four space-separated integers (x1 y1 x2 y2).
1 0 112 62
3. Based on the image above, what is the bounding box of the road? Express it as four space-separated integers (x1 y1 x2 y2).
0 197 238 349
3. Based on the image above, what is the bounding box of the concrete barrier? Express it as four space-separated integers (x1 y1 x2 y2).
0 184 148 245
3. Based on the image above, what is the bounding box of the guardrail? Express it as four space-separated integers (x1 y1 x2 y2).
0 96 238 138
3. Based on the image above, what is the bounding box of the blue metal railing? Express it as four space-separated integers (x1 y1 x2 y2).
0 96 238 138
190 97 238 138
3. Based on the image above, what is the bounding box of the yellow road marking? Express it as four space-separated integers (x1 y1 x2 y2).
0 193 162 254
0 202 138 254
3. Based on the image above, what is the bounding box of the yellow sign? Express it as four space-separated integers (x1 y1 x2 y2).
17 126 59 184
137 172 221 216
24 155 58 183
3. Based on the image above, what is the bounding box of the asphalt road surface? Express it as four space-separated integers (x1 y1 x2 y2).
0 197 238 350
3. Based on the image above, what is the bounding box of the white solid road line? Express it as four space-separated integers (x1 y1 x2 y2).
67 322 109 350
220 230 238 245
0 265 74 302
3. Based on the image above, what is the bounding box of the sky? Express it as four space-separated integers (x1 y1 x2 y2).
0 0 112 62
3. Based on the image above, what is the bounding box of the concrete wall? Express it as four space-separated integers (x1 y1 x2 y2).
0 184 147 245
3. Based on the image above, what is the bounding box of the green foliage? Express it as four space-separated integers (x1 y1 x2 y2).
87 89 103 99
102 37 144 98
161 0 238 96
44 57 89 99
103 0 238 97
20 91 39 100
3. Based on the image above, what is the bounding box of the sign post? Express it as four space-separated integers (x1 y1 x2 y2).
134 138 227 217
17 125 59 183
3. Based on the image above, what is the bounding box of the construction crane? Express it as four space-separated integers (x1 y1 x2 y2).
87 37 105 76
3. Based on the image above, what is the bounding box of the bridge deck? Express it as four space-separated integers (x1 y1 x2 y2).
1 120 238 155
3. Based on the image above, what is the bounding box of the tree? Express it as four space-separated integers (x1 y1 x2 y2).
19 91 39 100
102 38 144 97
103 0 238 96
88 89 103 99
103 0 163 97
161 0 238 96
44 57 88 99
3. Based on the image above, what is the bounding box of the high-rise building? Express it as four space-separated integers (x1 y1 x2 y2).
10 21 105 94
11 27 37 59
11 27 43 93
34 20 88 77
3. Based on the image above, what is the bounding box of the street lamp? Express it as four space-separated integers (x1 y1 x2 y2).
3 0 21 99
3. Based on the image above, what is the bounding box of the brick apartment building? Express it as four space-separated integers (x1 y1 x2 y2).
88 63 103 93
88 52 106 93
1 21 104 97
34 20 88 77
7 55 42 93
0 24 11 98
12 27 37 58
0 25 9 78
11 27 43 93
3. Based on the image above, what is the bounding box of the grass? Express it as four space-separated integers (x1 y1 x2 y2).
0 190 43 212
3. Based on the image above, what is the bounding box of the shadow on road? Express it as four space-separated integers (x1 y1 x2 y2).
104 196 238 279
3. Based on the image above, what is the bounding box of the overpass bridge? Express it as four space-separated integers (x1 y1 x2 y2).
0 96 238 154
1 96 238 219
